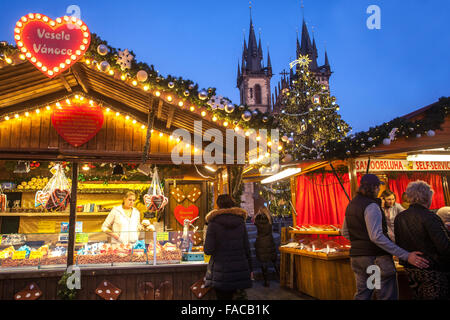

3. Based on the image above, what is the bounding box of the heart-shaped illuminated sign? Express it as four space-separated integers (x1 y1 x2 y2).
51 99 104 147
13 13 91 78
174 205 199 225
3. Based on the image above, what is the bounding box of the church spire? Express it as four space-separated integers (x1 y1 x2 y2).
267 49 272 76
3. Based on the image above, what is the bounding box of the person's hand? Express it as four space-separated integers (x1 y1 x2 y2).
407 251 429 269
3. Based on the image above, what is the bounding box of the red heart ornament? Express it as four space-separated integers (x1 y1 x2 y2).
14 13 91 78
174 205 199 225
51 99 104 147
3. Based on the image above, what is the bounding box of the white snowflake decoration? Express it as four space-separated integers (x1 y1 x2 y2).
117 49 134 70
207 95 230 110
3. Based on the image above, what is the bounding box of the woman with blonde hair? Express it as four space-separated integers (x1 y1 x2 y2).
394 180 450 299
102 191 141 244
254 206 279 287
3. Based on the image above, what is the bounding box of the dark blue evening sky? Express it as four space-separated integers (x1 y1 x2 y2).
1 0 449 133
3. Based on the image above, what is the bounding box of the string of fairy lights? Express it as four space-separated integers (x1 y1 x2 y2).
0 92 283 165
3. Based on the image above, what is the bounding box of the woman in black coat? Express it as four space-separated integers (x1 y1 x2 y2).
254 206 279 287
394 181 450 300
204 194 253 300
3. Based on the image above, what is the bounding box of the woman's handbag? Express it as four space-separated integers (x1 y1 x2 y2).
190 256 213 299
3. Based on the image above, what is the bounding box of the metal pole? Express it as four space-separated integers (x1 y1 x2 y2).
67 161 78 267
329 161 351 202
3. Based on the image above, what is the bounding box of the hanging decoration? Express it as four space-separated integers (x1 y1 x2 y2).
35 163 71 211
143 167 168 213
186 187 202 203
116 49 134 70
174 204 199 226
97 44 108 56
13 13 91 78
51 98 104 147
171 186 186 203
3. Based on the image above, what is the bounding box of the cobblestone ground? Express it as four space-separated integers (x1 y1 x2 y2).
246 280 315 300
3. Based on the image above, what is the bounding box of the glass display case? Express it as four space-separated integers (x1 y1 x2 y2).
0 230 206 271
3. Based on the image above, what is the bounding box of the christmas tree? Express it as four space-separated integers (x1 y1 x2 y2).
278 54 350 161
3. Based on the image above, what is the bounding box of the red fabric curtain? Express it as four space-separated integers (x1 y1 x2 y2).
295 173 352 227
388 173 446 209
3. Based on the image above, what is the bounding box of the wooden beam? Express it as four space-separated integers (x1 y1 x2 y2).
347 158 358 199
67 161 78 267
157 99 163 119
0 89 75 115
71 63 89 93
58 74 72 93
166 106 175 129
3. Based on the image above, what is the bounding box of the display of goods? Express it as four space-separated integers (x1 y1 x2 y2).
0 192 7 211
295 224 341 232
1 257 40 268
0 246 15 259
16 177 50 191
39 256 67 266
1 234 26 246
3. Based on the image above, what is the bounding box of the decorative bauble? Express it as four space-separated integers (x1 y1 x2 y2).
416 134 422 138
99 61 110 73
136 70 148 82
238 105 245 111
288 137 294 143
262 116 269 123
225 104 235 113
207 88 213 93
361 143 366 148
346 150 351 155
281 135 289 142
252 110 259 117
168 81 175 89
183 90 190 97
198 90 208 100
188 84 195 90
409 127 414 132
383 138 391 145
368 137 373 142
156 76 161 82
92 60 98 66
97 44 109 56
426 130 435 137
241 111 252 122
233 120 238 126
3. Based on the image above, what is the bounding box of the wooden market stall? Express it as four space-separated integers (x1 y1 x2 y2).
0 13 271 300
279 97 450 300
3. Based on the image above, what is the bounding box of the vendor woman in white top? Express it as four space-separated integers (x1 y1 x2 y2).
102 191 141 244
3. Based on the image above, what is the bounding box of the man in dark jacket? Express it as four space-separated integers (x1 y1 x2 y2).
342 174 429 300
394 180 450 299
204 194 253 300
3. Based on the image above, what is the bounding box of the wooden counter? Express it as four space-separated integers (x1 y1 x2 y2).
280 247 412 300
0 262 214 300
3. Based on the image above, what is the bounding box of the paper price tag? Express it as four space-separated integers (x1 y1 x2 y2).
12 251 26 260
29 251 43 260
156 232 169 242
76 233 89 243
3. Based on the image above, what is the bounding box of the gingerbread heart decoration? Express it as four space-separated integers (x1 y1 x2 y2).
35 190 50 207
14 13 91 78
144 194 168 213
186 187 202 203
51 99 104 147
171 187 186 203
174 205 199 226
45 189 70 211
